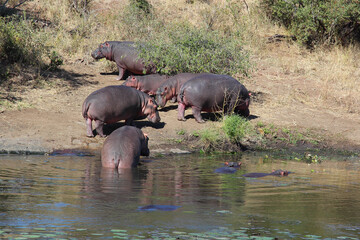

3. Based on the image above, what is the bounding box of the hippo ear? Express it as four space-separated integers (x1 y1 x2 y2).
130 76 137 82
224 162 229 166
105 42 110 47
143 133 149 139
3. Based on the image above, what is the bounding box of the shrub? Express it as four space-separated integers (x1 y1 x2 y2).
261 0 360 47
137 23 251 76
0 16 46 65
222 115 253 144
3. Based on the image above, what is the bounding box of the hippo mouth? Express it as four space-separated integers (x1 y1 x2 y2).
147 111 161 123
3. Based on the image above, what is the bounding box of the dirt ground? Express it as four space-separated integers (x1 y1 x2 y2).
1 47 360 155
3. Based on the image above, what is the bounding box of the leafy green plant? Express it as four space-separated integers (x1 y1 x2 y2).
137 23 251 76
48 51 63 70
177 129 186 135
222 115 253 144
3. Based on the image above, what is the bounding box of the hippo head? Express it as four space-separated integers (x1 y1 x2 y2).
224 162 242 168
155 87 167 108
143 97 161 123
140 133 150 156
155 86 173 108
91 42 111 60
123 76 139 89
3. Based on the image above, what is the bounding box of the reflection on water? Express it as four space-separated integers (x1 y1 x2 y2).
0 153 359 239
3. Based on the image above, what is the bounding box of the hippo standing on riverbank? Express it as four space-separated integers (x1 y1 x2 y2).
122 74 170 95
101 126 149 169
156 73 204 107
177 74 250 123
91 41 157 80
82 85 161 137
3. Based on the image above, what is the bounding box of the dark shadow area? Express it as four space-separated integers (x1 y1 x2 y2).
100 120 166 136
134 121 166 130
0 93 22 103
99 70 132 80
185 112 223 122
159 105 178 112
41 68 98 88
248 114 259 120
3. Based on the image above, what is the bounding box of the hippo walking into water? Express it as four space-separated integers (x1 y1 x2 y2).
177 73 250 123
101 126 149 169
91 41 157 80
82 85 161 137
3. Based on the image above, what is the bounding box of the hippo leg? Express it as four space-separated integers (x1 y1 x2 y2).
177 103 186 121
94 120 106 137
116 67 125 81
85 118 94 138
192 106 205 123
170 96 177 103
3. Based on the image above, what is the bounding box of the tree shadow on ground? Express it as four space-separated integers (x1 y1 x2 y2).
42 67 98 88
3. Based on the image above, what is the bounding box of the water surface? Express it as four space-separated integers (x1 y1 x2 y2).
0 152 359 239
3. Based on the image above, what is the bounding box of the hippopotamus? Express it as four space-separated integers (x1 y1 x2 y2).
177 74 250 123
101 126 149 169
91 41 157 80
242 169 291 178
82 85 161 137
122 74 170 95
155 73 205 107
214 162 242 174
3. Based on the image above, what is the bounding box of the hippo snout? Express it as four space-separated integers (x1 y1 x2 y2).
91 49 103 59
147 111 161 123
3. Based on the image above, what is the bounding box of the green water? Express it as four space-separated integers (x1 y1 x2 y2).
0 152 359 239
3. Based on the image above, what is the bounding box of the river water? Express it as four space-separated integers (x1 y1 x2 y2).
0 152 359 239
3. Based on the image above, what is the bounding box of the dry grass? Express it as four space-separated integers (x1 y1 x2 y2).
21 0 360 114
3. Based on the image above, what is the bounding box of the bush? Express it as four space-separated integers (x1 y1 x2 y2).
222 115 253 144
137 23 251 76
261 0 360 47
0 16 46 65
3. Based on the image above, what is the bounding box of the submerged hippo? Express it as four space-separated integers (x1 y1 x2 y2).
214 162 242 174
91 41 157 80
101 126 149 169
82 85 161 137
177 74 250 123
122 74 170 95
242 169 291 178
155 73 204 107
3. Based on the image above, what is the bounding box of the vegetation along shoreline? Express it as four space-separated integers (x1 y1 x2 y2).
0 0 359 162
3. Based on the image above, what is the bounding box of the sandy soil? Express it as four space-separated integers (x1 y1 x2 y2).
1 50 360 155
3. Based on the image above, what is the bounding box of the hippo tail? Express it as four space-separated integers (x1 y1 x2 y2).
179 87 185 103
81 100 90 119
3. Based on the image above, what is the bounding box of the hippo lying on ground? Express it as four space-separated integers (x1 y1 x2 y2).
91 41 157 80
177 73 250 123
242 169 291 178
101 126 149 169
122 74 170 95
82 85 161 137
155 73 204 107
214 162 242 174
